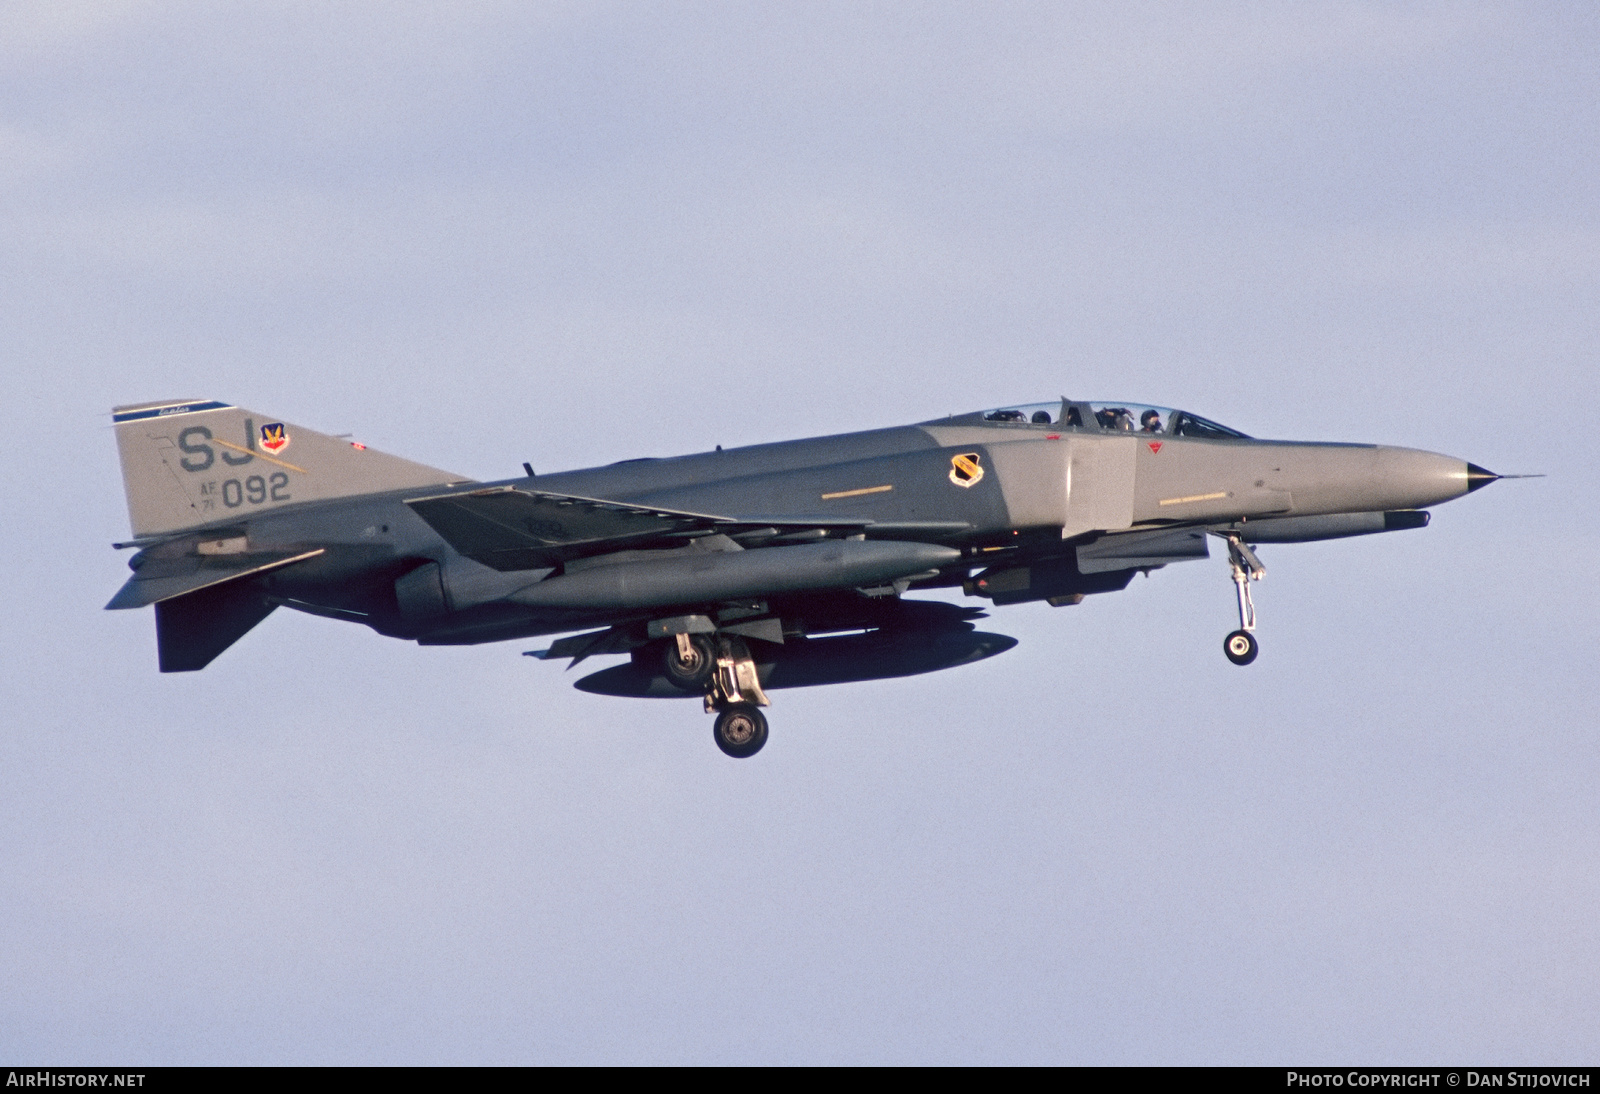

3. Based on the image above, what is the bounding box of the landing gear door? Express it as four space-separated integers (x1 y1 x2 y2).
1062 434 1137 539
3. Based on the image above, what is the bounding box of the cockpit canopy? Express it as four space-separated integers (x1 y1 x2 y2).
958 400 1250 439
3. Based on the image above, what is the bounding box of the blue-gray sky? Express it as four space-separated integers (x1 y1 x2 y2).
2 1 1596 1064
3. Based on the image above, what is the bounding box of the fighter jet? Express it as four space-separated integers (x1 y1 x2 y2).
107 397 1506 757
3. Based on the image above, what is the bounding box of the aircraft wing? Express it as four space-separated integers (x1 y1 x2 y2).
404 487 739 570
405 486 969 571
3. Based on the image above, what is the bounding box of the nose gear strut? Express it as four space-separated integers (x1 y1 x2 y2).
1217 532 1265 665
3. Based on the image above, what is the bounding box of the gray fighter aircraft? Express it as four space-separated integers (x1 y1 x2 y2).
108 397 1504 757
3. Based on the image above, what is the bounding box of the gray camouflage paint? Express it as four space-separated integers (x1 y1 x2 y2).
106 398 1482 667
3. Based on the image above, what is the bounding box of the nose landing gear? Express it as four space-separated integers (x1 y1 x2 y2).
1224 628 1258 665
1219 532 1265 666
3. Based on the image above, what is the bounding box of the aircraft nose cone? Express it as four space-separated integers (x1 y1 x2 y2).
1368 447 1485 510
1465 463 1500 493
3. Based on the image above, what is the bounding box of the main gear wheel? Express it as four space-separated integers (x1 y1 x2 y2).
713 704 768 758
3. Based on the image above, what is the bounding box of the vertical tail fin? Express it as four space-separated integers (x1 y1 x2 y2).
112 399 470 538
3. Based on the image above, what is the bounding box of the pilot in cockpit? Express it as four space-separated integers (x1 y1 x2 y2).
1140 409 1164 433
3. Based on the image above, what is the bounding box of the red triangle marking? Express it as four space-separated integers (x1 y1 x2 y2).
1148 441 1162 453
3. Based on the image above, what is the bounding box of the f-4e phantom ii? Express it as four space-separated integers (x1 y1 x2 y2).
109 396 1507 757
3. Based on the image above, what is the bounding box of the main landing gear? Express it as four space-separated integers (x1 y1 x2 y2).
702 634 772 758
662 632 716 690
1220 532 1265 666
713 704 768 759
648 629 774 758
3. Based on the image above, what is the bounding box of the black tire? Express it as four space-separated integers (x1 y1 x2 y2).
1224 629 1259 666
661 634 716 691
713 704 768 758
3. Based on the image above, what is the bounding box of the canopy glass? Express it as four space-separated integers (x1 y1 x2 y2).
970 400 1250 439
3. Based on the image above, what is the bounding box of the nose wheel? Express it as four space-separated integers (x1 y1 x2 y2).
1218 532 1266 666
1224 629 1258 665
